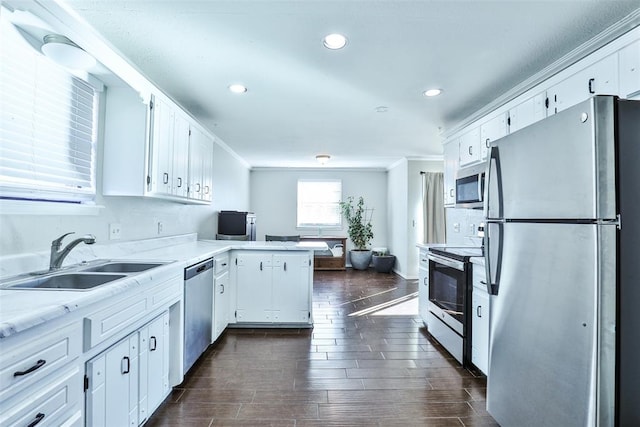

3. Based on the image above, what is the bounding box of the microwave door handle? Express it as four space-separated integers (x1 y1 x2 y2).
484 221 503 295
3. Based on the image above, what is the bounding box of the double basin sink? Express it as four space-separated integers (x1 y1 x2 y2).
1 261 168 291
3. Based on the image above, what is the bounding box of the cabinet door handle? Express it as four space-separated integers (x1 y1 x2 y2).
196 183 201 193
221 263 227 267
468 146 473 155
26 412 45 427
150 336 157 352
260 261 263 271
284 262 287 271
423 277 428 286
163 173 169 184
14 359 46 377
588 78 595 94
220 284 225 294
477 306 482 318
177 177 182 188
122 356 130 374
485 138 490 148
205 186 210 194
449 189 454 197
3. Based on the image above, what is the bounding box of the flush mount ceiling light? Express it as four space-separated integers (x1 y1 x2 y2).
228 84 248 93
41 34 96 70
323 33 347 50
423 88 443 97
316 154 331 165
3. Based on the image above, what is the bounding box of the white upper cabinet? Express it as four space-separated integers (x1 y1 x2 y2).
480 113 508 159
548 53 619 114
619 40 640 99
443 141 459 206
102 86 213 204
508 92 547 134
458 127 481 167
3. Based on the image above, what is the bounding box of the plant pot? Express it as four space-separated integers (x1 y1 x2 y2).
349 250 372 270
372 254 396 273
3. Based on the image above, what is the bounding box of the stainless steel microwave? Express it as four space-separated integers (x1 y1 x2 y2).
455 164 485 209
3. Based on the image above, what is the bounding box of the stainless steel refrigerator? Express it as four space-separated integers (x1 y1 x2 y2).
484 95 639 426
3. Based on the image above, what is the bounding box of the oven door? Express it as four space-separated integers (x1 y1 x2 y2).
428 253 466 335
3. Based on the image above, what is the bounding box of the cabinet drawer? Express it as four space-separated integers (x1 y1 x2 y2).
0 322 81 402
0 364 82 427
214 253 230 275
84 293 148 350
148 276 181 310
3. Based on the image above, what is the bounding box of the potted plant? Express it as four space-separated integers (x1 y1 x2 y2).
372 248 396 273
339 196 374 270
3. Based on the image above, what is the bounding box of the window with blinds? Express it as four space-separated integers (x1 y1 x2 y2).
0 15 97 203
297 179 342 228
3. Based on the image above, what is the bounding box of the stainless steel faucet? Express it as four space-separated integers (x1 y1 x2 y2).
49 232 96 271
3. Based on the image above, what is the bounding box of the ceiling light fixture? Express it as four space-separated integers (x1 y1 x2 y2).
228 84 248 93
316 154 331 165
423 88 442 97
323 33 347 50
41 34 96 70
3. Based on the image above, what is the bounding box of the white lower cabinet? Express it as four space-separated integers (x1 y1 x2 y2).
234 251 312 325
86 311 169 427
213 253 231 342
471 265 490 375
418 249 430 324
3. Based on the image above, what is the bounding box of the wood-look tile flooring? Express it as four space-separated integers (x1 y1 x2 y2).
147 269 498 426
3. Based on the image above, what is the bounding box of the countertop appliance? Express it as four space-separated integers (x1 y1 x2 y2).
455 163 485 209
426 246 483 366
484 96 639 426
218 211 256 241
183 258 214 374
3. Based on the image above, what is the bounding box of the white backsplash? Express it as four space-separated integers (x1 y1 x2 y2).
445 208 485 246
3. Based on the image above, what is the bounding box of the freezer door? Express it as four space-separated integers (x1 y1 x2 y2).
486 222 615 427
486 96 616 220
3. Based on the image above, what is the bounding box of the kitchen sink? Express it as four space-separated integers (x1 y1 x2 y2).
4 273 127 290
80 261 166 273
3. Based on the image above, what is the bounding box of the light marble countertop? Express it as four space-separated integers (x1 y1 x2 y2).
0 235 325 340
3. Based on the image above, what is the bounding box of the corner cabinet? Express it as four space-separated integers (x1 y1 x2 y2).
102 86 213 204
233 251 313 325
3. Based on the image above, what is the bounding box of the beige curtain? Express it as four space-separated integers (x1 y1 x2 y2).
422 172 446 243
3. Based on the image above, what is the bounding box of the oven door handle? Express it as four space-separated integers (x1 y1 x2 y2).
427 253 464 271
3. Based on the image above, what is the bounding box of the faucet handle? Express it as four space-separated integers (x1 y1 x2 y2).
52 232 75 247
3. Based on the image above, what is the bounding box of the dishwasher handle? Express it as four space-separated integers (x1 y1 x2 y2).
184 258 214 280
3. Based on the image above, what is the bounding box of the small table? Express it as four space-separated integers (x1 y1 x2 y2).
300 236 347 271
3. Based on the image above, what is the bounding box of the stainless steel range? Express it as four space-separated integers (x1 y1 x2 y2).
427 246 483 366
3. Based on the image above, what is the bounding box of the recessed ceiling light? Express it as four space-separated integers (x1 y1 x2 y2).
228 84 247 93
375 106 388 113
423 89 442 97
323 33 347 50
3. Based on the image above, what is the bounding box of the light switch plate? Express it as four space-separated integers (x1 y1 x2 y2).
109 223 122 240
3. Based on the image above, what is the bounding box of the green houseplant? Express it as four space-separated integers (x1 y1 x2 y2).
339 196 374 270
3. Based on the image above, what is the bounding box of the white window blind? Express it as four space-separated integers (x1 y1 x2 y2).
297 179 342 227
0 15 97 203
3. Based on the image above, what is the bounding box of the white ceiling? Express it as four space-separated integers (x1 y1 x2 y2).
64 0 639 169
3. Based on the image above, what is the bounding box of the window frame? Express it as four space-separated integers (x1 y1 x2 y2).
296 179 343 229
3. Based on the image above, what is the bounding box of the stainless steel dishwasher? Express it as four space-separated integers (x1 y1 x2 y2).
183 258 214 374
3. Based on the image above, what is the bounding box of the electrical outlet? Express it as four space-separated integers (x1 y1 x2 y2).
469 223 476 235
157 221 163 235
109 223 122 240
453 222 460 233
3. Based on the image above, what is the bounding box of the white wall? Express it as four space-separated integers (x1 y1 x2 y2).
250 168 388 254
387 159 444 279
0 140 250 257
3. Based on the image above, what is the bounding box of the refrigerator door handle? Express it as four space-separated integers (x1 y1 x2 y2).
486 146 504 219
484 221 503 295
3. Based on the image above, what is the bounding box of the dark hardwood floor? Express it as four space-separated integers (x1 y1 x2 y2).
147 269 498 426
